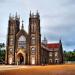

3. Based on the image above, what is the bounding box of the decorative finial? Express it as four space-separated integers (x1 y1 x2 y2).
12 15 14 20
44 36 46 41
30 10 31 17
16 12 17 16
15 12 18 18
18 15 20 20
9 13 11 20
37 10 38 14
36 10 39 18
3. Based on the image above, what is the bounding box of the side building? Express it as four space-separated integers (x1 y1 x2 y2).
47 40 63 64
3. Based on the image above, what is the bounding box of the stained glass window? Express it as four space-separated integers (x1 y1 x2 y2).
18 35 26 48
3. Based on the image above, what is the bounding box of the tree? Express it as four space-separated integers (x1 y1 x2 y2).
64 50 75 61
0 43 5 64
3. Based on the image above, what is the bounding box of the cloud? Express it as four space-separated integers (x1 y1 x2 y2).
0 0 75 51
40 0 75 51
0 0 5 2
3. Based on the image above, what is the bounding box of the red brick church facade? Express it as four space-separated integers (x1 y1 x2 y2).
5 11 63 65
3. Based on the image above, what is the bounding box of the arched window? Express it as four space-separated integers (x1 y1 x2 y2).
55 52 58 57
9 48 13 53
31 57 35 65
9 57 13 64
31 36 36 45
10 38 14 45
49 52 52 57
31 47 36 55
18 35 26 48
49 59 52 63
55 59 59 63
32 47 35 51
31 24 34 32
31 23 36 33
10 25 14 34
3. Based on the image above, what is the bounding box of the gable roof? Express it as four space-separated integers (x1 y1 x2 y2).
16 29 28 39
47 43 60 48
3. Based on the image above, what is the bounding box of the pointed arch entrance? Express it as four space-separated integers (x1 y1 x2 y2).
16 50 26 65
17 53 24 64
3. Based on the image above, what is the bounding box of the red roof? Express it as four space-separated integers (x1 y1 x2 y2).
47 43 60 48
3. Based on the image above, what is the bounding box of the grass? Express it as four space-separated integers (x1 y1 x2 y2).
0 64 75 75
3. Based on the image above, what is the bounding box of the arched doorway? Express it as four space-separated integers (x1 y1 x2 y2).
17 53 24 65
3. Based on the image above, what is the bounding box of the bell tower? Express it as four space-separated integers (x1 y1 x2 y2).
5 13 20 64
29 11 41 65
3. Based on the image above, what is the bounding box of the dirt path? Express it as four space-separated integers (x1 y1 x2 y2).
0 64 75 75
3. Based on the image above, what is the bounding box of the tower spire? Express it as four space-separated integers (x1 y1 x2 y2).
59 38 62 45
36 10 38 14
44 36 46 41
15 12 18 19
21 20 24 30
59 39 61 43
42 36 47 46
16 12 17 17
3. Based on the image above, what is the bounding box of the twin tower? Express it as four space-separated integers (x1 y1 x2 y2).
5 11 41 65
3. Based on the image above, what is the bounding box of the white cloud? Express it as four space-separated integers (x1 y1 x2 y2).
0 0 75 51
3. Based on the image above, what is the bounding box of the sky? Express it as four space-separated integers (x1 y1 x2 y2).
0 0 75 51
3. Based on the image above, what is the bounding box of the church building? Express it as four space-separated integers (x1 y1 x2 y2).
5 11 63 65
